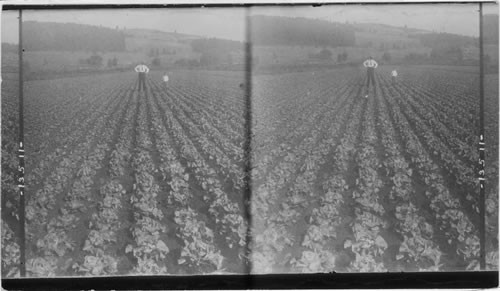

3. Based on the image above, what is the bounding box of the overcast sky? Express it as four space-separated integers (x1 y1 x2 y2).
1 3 498 43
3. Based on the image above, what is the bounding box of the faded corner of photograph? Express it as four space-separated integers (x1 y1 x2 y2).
1 7 249 277
249 3 499 274
1 9 22 279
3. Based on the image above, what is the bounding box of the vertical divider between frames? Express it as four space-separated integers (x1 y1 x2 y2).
244 5 253 279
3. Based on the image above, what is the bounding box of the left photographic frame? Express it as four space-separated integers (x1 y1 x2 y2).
1 6 250 278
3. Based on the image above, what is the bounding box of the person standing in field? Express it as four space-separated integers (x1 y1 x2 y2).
162 72 169 89
134 62 150 91
391 69 398 85
363 56 378 97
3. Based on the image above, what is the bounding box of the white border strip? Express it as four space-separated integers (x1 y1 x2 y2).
0 0 497 5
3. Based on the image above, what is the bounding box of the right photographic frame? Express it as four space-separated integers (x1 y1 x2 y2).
248 2 499 273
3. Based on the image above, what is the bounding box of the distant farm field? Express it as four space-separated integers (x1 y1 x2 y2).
1 66 498 277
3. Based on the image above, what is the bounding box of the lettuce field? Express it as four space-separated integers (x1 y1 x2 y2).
1 66 498 277
250 67 498 273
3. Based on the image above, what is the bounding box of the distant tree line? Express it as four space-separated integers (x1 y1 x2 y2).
400 50 468 65
79 54 103 67
78 55 119 68
306 49 350 63
2 43 17 53
148 47 177 57
250 15 356 47
407 32 476 64
337 51 348 62
23 21 126 52
409 32 476 49
191 38 243 66
191 38 242 53
107 57 119 67
309 48 333 60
